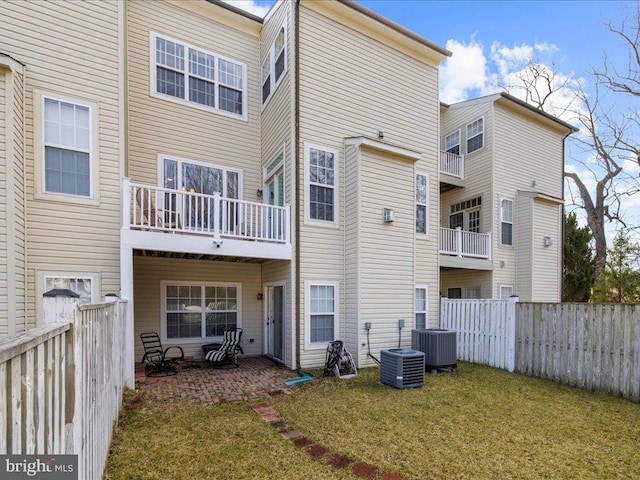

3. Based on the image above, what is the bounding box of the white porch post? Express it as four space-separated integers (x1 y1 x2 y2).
456 227 463 257
212 192 222 246
122 178 131 230
120 244 135 388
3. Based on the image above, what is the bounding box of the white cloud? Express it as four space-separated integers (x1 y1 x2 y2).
220 0 271 18
440 39 490 103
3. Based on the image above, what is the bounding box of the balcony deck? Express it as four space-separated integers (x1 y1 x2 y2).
440 151 465 191
439 227 493 270
121 181 292 260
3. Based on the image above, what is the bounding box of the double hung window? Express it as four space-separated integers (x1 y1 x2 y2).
42 96 94 198
306 282 338 347
466 118 484 153
444 130 461 155
500 197 514 246
153 33 246 118
262 24 287 104
306 144 337 224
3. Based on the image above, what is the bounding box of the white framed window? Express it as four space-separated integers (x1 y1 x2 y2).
305 281 339 349
444 130 461 155
43 274 98 305
150 32 247 119
161 282 241 342
34 91 99 203
465 286 480 299
499 285 514 299
500 197 514 246
416 173 428 235
262 23 287 105
415 285 428 329
466 117 484 154
160 155 241 198
305 143 338 226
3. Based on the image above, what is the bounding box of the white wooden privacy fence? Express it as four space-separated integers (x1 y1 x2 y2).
0 293 128 479
441 299 640 402
440 298 517 372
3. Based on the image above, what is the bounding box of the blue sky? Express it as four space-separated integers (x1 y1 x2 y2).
226 0 639 233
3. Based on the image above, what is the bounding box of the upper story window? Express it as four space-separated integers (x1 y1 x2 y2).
262 24 287 105
305 143 338 226
449 197 482 232
444 130 460 155
35 91 99 204
500 197 514 246
416 174 428 234
152 33 247 119
466 117 484 153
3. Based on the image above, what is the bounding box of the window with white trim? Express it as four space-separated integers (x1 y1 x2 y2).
44 274 97 305
262 24 287 104
449 197 482 232
306 282 338 347
500 197 514 245
306 144 338 224
465 286 480 299
152 33 246 118
416 174 428 234
163 282 240 340
444 130 461 155
415 286 428 329
42 96 95 197
466 117 484 153
499 285 514 299
447 287 462 299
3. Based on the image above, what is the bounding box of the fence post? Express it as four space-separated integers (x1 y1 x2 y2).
42 289 79 325
506 296 518 372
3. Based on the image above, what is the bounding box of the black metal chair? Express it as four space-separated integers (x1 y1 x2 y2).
203 327 243 368
140 332 184 377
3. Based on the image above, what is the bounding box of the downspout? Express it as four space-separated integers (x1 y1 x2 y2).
294 0 301 369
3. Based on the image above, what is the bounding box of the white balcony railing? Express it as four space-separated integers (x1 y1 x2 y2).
124 181 290 245
439 227 491 259
440 151 464 179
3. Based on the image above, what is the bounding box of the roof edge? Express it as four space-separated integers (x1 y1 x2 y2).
498 92 578 133
337 0 451 58
206 0 264 23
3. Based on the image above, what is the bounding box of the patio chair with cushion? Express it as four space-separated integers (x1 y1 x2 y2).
140 331 184 377
203 327 243 368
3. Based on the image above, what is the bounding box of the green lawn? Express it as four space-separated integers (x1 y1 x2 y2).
105 363 640 479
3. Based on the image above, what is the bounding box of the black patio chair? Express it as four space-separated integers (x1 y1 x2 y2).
203 327 243 368
140 331 184 377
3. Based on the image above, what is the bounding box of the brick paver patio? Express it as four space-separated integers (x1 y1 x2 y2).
135 356 294 404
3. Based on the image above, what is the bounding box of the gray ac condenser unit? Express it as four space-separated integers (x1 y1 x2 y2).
411 329 457 371
380 348 425 389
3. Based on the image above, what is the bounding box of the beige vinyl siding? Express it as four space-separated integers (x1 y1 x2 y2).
515 193 534 300
0 72 6 335
126 0 262 198
297 4 441 366
531 200 562 301
343 144 360 359
357 148 415 366
133 256 262 362
440 270 493 299
1 0 122 327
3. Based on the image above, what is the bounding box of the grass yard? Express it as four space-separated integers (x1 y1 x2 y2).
105 363 640 479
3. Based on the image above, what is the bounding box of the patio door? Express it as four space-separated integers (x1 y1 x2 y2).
266 284 285 362
265 168 284 239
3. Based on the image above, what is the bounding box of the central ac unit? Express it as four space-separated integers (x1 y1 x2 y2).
380 348 425 389
411 329 457 372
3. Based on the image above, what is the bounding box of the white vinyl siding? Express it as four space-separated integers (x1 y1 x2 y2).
150 32 248 119
466 117 484 153
416 173 428 235
305 281 339 349
305 143 338 226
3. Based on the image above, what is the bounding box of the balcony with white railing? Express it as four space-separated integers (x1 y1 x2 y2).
440 151 465 190
121 180 291 260
439 227 492 270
